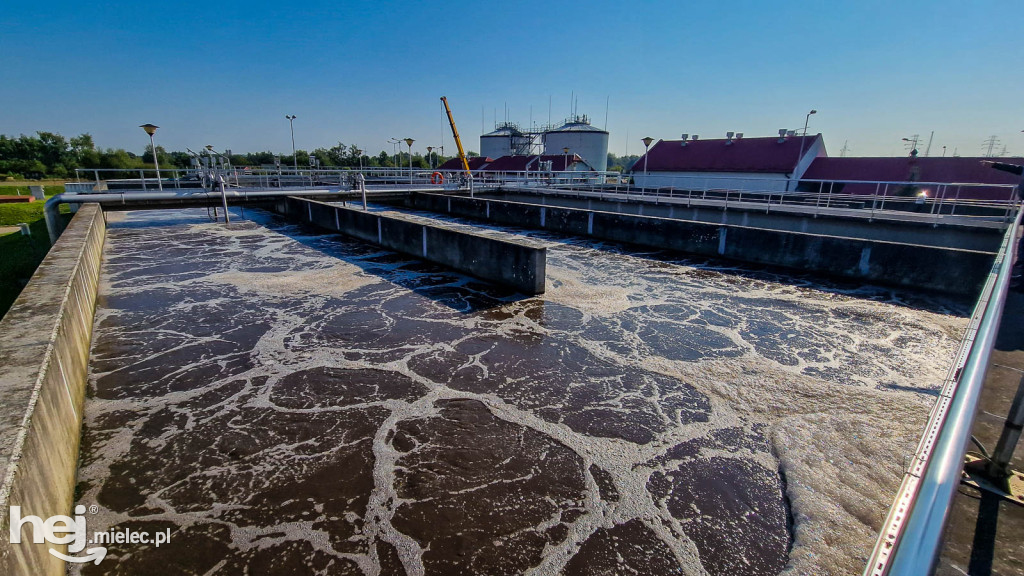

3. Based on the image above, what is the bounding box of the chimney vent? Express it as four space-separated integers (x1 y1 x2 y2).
736 133 743 139
680 133 688 146
691 135 699 141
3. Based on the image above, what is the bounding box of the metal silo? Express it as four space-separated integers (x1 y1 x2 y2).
481 123 531 159
543 115 609 171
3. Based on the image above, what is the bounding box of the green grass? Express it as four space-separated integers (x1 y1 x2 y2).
0 185 73 319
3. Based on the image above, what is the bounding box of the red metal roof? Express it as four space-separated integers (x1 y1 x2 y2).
801 156 1023 200
629 135 823 174
436 156 493 171
803 156 1024 184
480 154 591 172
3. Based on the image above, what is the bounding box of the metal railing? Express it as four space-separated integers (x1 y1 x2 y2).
864 203 1023 576
70 168 1020 225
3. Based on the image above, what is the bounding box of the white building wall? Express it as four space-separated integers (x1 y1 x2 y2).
631 171 791 192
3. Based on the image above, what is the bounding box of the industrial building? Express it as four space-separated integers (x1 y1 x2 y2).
437 154 593 173
476 114 610 173
800 156 1024 200
629 131 825 192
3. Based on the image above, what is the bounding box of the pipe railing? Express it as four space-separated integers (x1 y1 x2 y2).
69 168 1020 226
864 203 1023 576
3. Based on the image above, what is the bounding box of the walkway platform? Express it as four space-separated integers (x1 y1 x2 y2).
937 290 1024 575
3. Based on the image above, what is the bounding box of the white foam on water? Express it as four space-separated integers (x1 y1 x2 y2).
74 208 967 576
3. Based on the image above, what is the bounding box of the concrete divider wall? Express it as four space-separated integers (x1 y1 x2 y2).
410 193 993 296
273 197 546 294
0 204 106 575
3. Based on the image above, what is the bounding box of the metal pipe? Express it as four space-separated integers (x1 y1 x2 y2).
868 206 1022 575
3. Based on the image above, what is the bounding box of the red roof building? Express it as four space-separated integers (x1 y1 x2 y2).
800 156 1023 201
436 156 493 171
480 154 591 172
629 134 825 192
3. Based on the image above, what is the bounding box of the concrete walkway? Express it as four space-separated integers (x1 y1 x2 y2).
505 186 1014 230
937 290 1024 575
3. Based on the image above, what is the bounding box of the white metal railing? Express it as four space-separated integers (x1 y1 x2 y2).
864 206 1023 576
70 168 1020 224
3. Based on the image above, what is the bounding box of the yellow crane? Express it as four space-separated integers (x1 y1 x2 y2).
440 96 472 176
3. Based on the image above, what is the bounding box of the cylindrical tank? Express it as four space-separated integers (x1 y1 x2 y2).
543 116 609 171
480 124 525 159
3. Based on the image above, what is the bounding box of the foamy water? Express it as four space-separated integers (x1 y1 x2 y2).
73 207 966 575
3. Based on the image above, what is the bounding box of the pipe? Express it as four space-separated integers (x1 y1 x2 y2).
44 189 338 244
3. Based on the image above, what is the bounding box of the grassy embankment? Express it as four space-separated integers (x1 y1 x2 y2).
0 182 73 319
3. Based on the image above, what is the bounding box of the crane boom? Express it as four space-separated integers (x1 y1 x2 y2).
440 97 472 176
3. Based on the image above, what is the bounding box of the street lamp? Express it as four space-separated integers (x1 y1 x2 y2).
388 138 402 177
285 115 297 173
426 146 433 169
356 149 364 172
795 109 817 183
405 138 415 183
140 124 163 191
641 137 654 190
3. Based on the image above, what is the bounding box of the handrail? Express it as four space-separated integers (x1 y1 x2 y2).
864 203 1023 576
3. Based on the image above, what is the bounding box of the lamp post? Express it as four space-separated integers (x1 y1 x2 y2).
285 115 298 174
405 138 415 184
356 149 364 172
140 124 163 191
796 110 817 158
426 146 433 169
641 137 654 192
387 138 401 179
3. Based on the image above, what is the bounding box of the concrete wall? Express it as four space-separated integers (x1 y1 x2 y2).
272 197 546 295
481 191 1003 253
0 204 105 574
409 193 994 297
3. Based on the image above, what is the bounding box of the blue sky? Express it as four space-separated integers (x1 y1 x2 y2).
1 0 1021 159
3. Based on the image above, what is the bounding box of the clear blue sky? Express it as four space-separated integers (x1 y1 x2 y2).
2 0 1021 159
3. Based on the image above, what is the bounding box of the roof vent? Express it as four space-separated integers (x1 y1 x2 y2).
778 129 788 143
726 131 735 145
787 130 797 137
680 133 688 146
736 133 743 139
691 135 699 141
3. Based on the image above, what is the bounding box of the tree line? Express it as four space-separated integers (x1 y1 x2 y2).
1 131 641 180
0 131 464 180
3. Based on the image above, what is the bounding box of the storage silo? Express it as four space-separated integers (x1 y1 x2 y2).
481 123 531 159
543 115 609 171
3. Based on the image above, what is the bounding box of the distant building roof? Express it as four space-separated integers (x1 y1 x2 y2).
802 156 1024 184
629 135 823 174
482 154 591 172
801 156 1023 200
436 156 493 171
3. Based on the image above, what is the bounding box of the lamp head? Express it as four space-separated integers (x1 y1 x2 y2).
405 138 415 147
809 109 817 115
140 124 159 136
642 137 654 148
